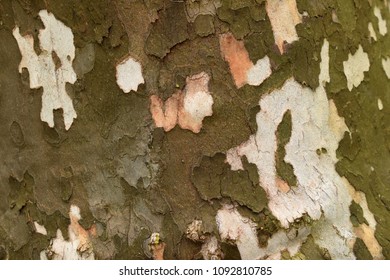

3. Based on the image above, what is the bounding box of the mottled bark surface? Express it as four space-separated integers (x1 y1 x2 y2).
0 0 389 260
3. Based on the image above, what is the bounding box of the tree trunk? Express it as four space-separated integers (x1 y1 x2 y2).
0 0 389 260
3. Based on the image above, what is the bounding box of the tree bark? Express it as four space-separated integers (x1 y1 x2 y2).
0 0 389 260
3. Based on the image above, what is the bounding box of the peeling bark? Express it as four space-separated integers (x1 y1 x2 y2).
0 0 389 260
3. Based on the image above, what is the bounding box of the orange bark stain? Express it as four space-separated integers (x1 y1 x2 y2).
219 33 253 88
276 178 291 193
151 243 165 260
150 91 181 132
69 208 96 252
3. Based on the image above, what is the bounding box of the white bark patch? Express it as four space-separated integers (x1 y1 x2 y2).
265 0 302 54
182 85 212 122
311 218 354 259
319 39 330 86
70 204 81 220
378 98 383 111
382 57 390 79
328 100 349 141
263 228 310 259
226 40 357 259
331 10 340 23
378 98 384 110
13 10 77 130
178 72 213 132
116 56 144 93
343 45 370 91
231 79 351 229
374 6 388 36
216 204 263 259
247 56 272 86
42 205 95 260
150 72 213 133
216 204 309 259
200 236 223 260
34 221 47 236
226 138 254 171
368 22 378 41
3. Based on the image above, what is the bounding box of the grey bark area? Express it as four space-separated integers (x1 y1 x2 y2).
0 0 389 260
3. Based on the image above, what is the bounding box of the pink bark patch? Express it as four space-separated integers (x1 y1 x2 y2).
150 72 213 133
219 33 253 88
150 92 181 132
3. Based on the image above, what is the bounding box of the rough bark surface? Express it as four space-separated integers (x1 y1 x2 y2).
0 0 389 260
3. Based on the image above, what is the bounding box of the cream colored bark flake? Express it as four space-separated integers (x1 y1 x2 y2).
343 45 370 91
374 6 388 36
34 221 47 236
378 98 384 110
247 56 272 86
382 57 390 79
266 0 302 54
116 56 144 93
216 204 263 259
368 22 378 41
13 10 77 130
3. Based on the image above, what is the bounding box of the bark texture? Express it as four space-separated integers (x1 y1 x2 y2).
0 0 389 260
